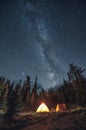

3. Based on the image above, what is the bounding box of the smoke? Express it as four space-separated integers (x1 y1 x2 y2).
22 0 65 86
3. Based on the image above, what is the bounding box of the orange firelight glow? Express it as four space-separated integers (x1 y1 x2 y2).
36 103 49 112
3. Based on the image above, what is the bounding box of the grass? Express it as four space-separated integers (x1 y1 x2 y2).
0 107 86 130
70 106 86 114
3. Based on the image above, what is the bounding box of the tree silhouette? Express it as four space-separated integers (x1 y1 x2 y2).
67 63 86 106
31 76 38 110
22 75 31 111
5 81 22 120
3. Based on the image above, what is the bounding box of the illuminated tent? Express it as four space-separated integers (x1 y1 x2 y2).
56 104 66 112
36 103 49 112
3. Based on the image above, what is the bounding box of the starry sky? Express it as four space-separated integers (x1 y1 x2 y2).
0 0 86 88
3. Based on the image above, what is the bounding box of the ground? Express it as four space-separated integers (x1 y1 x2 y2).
0 109 86 130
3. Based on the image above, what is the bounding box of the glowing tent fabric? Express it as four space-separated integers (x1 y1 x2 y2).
56 104 66 112
36 103 49 112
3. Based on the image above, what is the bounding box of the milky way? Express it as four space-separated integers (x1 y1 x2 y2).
23 0 67 86
0 0 86 88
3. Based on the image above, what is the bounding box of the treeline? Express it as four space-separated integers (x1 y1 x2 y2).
48 63 86 108
0 63 86 119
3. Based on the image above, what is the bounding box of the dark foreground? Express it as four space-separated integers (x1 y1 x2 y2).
0 109 86 130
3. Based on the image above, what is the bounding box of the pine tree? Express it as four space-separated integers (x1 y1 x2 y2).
67 63 85 83
5 81 22 119
0 78 10 112
31 76 38 110
67 63 86 105
22 75 31 111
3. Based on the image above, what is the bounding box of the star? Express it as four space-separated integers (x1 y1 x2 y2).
22 72 25 76
60 24 64 28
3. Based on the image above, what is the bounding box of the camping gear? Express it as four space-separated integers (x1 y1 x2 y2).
36 103 49 112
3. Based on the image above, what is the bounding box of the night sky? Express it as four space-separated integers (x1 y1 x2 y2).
0 0 86 88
